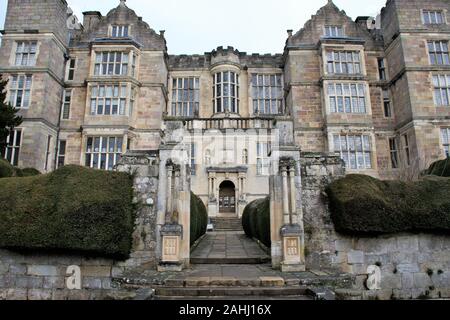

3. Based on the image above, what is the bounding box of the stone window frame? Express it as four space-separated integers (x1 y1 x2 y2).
326 81 369 114
61 89 72 120
89 83 129 116
325 50 361 75
57 139 66 169
323 25 345 38
13 41 38 67
65 58 77 81
251 73 284 115
427 40 450 65
213 71 240 114
8 74 33 109
242 149 248 165
402 133 411 167
1 128 22 166
170 77 200 117
94 51 130 76
441 128 450 158
256 142 271 176
432 74 450 106
110 25 130 38
421 9 447 25
377 57 387 81
389 136 399 169
332 133 373 170
84 136 124 171
382 88 392 118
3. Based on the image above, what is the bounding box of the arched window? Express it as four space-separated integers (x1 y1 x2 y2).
213 71 239 114
242 149 248 164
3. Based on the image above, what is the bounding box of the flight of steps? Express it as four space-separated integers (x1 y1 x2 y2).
210 217 243 231
152 277 314 300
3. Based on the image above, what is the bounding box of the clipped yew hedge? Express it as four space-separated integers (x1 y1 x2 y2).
0 165 136 259
326 174 450 235
242 197 271 247
190 192 208 246
426 158 450 177
0 159 41 178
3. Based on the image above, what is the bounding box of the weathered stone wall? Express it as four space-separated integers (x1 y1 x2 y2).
301 152 450 300
0 151 160 300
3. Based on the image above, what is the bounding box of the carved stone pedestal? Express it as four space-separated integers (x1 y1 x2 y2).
280 224 305 272
158 224 183 272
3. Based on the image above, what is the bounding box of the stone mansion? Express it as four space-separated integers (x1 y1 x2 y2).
1 0 450 218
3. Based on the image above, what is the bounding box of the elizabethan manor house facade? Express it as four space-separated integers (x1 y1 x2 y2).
1 0 450 217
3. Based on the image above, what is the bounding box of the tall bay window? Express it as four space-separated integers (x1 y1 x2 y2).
441 128 450 157
2 130 21 166
94 52 129 76
85 136 123 170
171 77 200 117
213 71 239 114
333 134 372 170
90 84 127 116
9 75 32 109
327 83 367 114
433 74 450 106
251 74 283 115
326 51 361 75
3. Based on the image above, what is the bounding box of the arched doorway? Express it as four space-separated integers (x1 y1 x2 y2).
218 180 236 215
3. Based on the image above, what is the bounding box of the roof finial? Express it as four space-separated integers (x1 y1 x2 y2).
120 0 126 6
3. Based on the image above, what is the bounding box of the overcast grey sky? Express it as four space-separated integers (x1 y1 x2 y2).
0 0 387 54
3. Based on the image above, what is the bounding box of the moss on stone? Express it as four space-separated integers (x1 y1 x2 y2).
0 165 136 259
326 174 450 235
242 197 271 247
190 192 208 246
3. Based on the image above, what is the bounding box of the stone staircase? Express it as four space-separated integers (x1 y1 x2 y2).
210 217 243 231
153 277 313 300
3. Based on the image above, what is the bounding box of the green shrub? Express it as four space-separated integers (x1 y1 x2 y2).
426 158 450 177
242 197 271 247
16 168 41 177
190 192 208 246
0 159 14 178
0 165 136 259
0 159 41 178
326 174 450 235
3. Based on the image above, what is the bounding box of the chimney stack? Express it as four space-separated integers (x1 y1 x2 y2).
82 11 101 32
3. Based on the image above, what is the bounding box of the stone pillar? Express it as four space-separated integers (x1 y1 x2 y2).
270 153 306 272
159 161 184 271
281 166 290 225
165 166 173 224
289 167 297 225
207 172 218 218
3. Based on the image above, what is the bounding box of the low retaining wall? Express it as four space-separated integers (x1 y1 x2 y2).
301 153 450 299
0 152 160 300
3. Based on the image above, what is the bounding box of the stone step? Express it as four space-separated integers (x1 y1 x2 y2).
210 218 243 231
190 257 270 264
154 286 309 298
164 276 287 288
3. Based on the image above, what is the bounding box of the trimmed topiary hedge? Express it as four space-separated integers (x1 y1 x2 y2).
326 174 450 235
190 192 208 246
242 197 271 247
0 159 14 178
426 158 450 177
0 165 136 259
0 159 40 178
